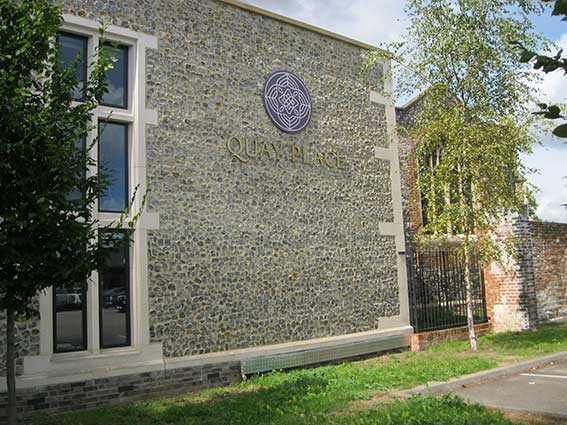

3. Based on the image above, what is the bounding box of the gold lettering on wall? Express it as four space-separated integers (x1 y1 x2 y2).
325 151 338 168
291 145 301 163
225 135 349 171
301 145 313 166
226 136 248 163
272 143 282 161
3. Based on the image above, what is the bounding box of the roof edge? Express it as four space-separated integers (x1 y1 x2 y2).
217 0 382 52
396 91 427 110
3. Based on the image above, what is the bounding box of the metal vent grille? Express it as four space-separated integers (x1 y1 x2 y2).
241 333 410 376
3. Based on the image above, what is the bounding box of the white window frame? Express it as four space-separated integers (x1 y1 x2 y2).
20 16 162 383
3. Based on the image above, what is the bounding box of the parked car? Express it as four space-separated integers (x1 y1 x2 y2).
102 287 126 308
114 294 128 313
54 288 83 311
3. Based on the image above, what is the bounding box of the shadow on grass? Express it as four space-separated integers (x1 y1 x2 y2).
32 389 518 425
31 375 342 425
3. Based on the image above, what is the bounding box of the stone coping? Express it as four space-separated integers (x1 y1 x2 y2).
217 0 384 52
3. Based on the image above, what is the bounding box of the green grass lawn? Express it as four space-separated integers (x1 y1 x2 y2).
31 322 567 425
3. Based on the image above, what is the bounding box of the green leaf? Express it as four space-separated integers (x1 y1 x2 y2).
552 123 567 138
545 105 562 119
552 0 567 18
519 49 536 63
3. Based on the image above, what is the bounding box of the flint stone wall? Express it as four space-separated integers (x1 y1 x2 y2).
62 0 399 359
0 312 40 377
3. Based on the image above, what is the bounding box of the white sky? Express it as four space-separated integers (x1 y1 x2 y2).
240 0 567 223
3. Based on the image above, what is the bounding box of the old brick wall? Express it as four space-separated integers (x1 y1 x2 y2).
396 99 425 243
530 221 567 323
485 219 567 329
483 217 538 332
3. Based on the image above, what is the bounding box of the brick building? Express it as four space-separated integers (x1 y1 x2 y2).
396 94 567 335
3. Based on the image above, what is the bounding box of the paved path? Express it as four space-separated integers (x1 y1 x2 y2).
453 358 567 418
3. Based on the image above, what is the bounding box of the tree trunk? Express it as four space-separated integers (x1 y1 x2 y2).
464 249 478 351
6 306 17 425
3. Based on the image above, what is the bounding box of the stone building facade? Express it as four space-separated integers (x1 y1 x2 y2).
0 0 410 420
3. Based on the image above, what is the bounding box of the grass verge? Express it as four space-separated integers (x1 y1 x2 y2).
30 322 567 425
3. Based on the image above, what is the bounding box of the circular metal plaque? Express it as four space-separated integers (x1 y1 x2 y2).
263 70 312 134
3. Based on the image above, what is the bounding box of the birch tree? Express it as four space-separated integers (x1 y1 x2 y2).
380 0 545 350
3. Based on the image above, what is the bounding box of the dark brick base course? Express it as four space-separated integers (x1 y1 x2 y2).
0 362 241 424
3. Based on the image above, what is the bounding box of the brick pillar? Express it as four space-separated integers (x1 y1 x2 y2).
484 215 538 332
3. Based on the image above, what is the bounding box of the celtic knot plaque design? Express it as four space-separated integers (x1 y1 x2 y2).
263 71 312 134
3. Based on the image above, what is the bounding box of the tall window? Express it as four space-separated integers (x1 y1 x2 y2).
54 31 133 353
420 145 443 228
99 230 130 348
419 144 473 235
53 286 87 353
57 32 87 100
101 43 128 109
98 121 128 212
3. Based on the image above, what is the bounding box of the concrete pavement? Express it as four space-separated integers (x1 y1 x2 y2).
452 358 567 418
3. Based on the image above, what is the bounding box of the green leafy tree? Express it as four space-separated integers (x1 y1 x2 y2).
376 0 544 350
0 1 139 423
516 0 567 137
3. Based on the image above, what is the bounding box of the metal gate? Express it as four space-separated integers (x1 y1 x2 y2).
406 246 488 333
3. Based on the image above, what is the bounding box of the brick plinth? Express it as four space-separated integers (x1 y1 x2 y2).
0 362 241 424
411 323 492 351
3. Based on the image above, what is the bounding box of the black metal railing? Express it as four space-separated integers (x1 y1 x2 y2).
407 246 488 333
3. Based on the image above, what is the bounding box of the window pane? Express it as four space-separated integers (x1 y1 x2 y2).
58 32 88 101
54 286 87 352
99 231 130 349
101 44 128 108
98 122 128 212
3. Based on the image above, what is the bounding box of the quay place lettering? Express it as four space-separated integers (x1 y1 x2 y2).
226 135 348 170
